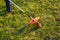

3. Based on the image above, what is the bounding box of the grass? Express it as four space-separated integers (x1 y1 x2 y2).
0 0 60 40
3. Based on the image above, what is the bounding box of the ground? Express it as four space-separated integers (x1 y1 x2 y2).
0 0 60 40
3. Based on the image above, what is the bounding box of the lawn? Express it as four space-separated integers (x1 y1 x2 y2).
0 0 60 40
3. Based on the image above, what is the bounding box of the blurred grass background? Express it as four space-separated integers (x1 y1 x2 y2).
0 0 60 40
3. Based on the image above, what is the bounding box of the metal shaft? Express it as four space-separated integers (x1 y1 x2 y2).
9 0 33 19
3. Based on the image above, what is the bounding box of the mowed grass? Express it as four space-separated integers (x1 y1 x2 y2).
0 0 60 40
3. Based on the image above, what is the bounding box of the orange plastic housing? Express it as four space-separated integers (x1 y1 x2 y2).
29 17 40 25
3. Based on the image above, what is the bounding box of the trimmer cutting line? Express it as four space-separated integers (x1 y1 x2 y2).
9 0 42 28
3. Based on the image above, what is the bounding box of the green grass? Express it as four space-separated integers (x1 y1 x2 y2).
0 0 60 40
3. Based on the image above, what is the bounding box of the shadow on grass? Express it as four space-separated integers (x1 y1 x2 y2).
15 24 39 36
26 26 38 33
15 24 29 35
